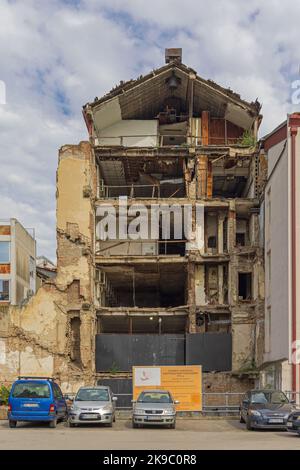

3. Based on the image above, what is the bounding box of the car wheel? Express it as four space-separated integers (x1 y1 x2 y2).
113 414 116 423
246 416 253 431
9 420 17 428
68 420 75 427
170 422 176 429
49 418 57 428
239 413 245 423
106 421 113 427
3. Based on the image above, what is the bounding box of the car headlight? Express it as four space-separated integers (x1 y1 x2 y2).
70 406 79 412
134 409 145 415
249 410 261 417
101 405 112 413
163 409 175 415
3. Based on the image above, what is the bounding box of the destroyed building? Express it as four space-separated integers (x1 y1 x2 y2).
0 49 265 397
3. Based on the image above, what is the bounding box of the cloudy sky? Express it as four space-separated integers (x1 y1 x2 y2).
0 0 299 261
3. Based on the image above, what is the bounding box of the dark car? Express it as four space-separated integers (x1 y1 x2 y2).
287 410 300 435
239 389 296 430
8 376 68 428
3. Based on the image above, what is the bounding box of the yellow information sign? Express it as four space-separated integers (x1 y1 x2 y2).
132 365 202 411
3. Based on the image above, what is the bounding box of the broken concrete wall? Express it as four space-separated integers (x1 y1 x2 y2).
0 142 96 390
0 285 67 384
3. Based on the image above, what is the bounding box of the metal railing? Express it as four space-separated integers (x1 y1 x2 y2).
202 392 244 415
100 392 245 413
95 134 246 148
99 184 185 199
95 239 187 256
63 391 300 413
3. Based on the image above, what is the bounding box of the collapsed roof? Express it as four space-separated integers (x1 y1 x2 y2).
83 59 261 134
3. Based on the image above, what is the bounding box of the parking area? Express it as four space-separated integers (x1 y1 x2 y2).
1 418 300 450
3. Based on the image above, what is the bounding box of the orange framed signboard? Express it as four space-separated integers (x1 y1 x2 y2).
132 365 202 411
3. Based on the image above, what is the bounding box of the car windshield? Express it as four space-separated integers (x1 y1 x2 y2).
137 392 172 404
251 391 289 404
75 389 109 402
12 382 50 399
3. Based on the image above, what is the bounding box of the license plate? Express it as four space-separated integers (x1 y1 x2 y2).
269 418 284 424
146 415 162 421
23 403 39 408
81 413 99 420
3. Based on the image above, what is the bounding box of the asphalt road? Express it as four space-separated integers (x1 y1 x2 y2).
0 419 300 450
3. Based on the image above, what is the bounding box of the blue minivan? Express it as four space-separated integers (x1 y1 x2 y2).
8 376 68 428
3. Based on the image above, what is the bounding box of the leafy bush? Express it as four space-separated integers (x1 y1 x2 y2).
0 385 10 406
239 130 256 147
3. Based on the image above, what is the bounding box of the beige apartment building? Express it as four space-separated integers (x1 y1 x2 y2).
0 218 36 305
0 50 266 399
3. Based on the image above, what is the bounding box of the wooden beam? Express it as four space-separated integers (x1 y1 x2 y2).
201 111 210 145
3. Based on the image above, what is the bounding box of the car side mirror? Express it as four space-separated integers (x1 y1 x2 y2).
112 396 118 401
174 400 180 405
64 395 73 402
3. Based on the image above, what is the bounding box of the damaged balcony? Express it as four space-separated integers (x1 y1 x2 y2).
211 153 252 198
95 263 187 308
96 151 186 199
95 148 255 201
92 114 253 149
95 207 188 258
97 313 187 334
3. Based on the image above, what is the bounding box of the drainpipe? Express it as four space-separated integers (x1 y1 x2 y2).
290 125 298 395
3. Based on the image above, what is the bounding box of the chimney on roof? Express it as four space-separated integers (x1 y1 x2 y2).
165 48 182 64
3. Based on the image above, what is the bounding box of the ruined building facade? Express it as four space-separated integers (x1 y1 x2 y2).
0 50 265 395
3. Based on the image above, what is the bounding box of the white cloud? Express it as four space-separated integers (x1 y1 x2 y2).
0 0 298 260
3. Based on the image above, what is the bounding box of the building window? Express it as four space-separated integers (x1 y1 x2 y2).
208 236 217 248
0 279 9 301
236 233 245 247
238 272 252 301
0 241 10 263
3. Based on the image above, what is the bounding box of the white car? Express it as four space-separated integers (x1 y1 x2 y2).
69 386 117 427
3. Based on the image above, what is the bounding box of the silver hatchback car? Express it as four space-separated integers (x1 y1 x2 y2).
132 390 179 429
69 386 117 427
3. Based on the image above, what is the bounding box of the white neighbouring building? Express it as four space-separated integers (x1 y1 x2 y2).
260 112 300 398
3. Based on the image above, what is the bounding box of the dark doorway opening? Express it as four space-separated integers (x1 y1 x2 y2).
238 272 252 300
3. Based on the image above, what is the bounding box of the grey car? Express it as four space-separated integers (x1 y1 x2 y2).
240 389 296 430
132 390 179 429
68 386 117 427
